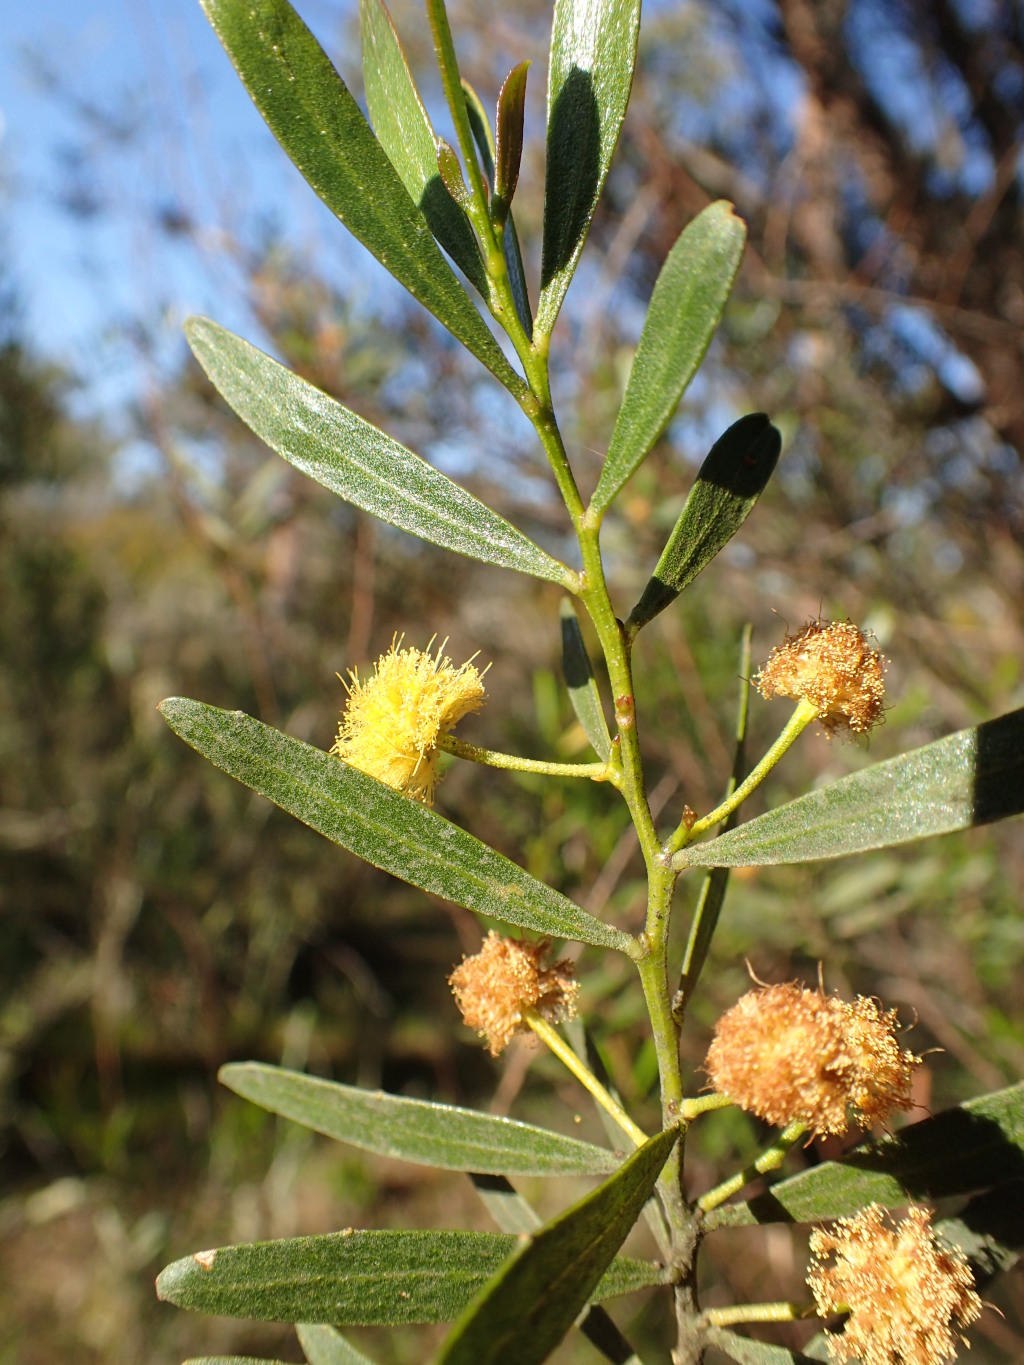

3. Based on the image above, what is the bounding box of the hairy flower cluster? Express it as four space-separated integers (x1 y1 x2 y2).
808 1204 982 1365
449 933 579 1056
705 983 919 1136
755 619 886 735
332 638 485 804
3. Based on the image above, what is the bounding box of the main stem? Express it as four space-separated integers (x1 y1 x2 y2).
520 355 700 1358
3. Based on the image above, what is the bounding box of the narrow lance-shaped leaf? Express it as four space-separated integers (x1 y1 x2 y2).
676 707 1024 870
358 0 486 293
469 1175 646 1365
704 1334 824 1365
297 1323 379 1365
627 415 781 632
183 1359 293 1365
434 1126 677 1365
462 80 496 180
463 80 533 338
675 626 752 1020
199 0 522 393
159 698 636 956
155 1230 666 1324
494 62 529 224
471 1173 542 1235
538 0 642 337
704 1083 1024 1230
592 203 747 511
186 318 574 589
436 139 472 206
560 599 612 760
220 1062 621 1176
936 1182 1024 1290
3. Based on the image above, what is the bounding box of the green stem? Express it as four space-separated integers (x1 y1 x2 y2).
698 1119 807 1213
523 1008 649 1149
525 384 585 522
424 0 494 248
680 1092 734 1120
704 1301 818 1327
667 697 818 862
511 232 695 1292
439 735 613 783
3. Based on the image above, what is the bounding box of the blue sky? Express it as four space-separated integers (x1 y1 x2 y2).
1 0 1010 434
0 0 395 414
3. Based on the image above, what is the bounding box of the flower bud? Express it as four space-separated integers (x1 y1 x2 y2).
755 619 885 735
449 932 579 1056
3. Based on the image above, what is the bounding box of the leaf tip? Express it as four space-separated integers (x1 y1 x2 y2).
154 1253 190 1304
182 314 210 339
216 1061 242 1088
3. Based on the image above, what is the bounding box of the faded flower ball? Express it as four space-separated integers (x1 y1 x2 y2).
332 637 485 804
808 1203 981 1365
704 983 919 1136
449 932 579 1056
755 619 885 735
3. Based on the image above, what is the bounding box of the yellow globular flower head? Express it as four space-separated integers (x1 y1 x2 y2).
332 637 485 804
449 932 579 1056
755 618 886 735
808 1203 982 1365
704 982 920 1136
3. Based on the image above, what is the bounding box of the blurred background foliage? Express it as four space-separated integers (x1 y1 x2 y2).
1 0 1022 1361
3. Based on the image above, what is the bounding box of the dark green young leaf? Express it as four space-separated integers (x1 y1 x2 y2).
470 1175 646 1365
494 62 529 224
220 1062 620 1176
501 216 535 338
463 80 533 337
434 1126 677 1365
159 698 636 956
675 627 752 1021
593 204 748 512
185 318 574 589
675 868 730 1017
705 1084 1024 1230
358 0 485 292
538 0 641 337
677 707 1024 870
560 599 612 761
199 0 521 393
704 1333 822 1365
626 415 781 630
156 1230 665 1324
936 1182 1024 1289
297 1323 379 1365
462 81 496 180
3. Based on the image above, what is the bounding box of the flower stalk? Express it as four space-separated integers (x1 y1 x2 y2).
667 696 818 859
438 733 613 782
698 1119 808 1213
704 1301 817 1327
522 1007 650 1150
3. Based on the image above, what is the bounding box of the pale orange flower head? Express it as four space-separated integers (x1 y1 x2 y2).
755 619 886 735
704 982 919 1136
449 932 579 1056
331 637 485 804
808 1203 981 1365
